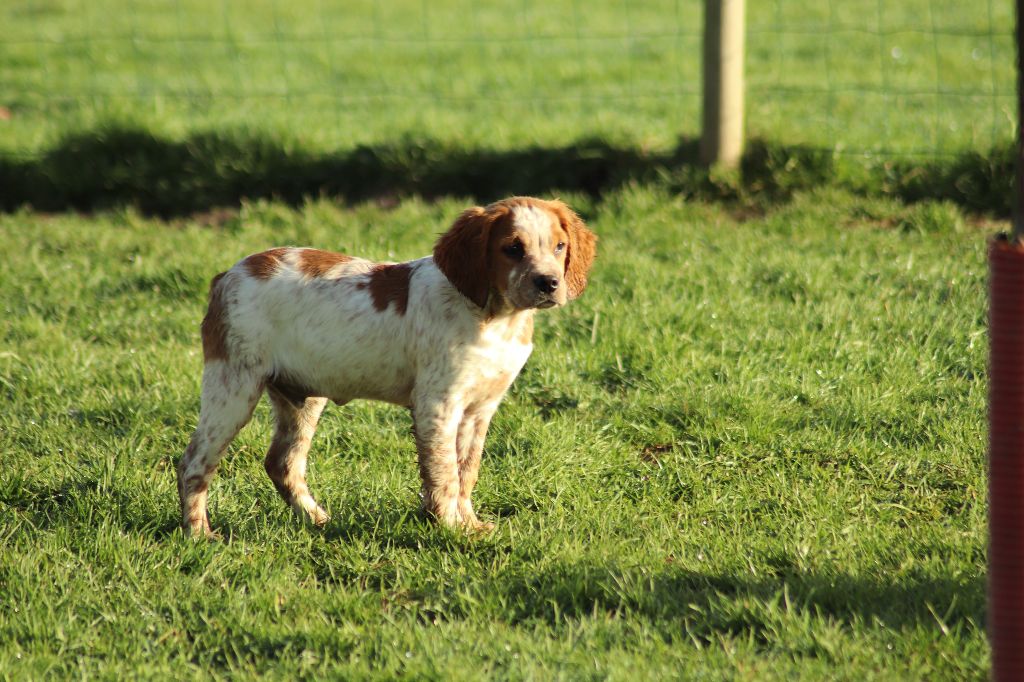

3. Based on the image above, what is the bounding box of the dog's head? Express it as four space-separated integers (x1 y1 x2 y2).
433 197 597 311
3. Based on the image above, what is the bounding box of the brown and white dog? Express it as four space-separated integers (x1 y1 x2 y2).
176 197 597 537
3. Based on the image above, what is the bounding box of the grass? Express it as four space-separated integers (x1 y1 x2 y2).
0 0 1002 677
0 187 992 678
0 131 1014 219
0 0 1014 216
0 0 1015 157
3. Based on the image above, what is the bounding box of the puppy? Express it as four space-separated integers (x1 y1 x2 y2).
176 197 597 537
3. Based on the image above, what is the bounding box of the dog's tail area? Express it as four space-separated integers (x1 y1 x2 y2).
200 272 231 363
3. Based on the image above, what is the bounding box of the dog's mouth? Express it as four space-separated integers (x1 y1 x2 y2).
507 280 563 310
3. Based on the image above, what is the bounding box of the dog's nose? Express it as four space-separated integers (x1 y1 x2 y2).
533 275 560 294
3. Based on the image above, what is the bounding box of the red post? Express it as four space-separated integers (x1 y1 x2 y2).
988 1 1024 678
1018 0 1024 245
990 238 1024 679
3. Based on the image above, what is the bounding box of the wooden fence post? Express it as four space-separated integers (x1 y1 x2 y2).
701 0 745 167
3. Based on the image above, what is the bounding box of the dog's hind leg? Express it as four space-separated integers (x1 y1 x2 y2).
177 361 264 538
263 387 330 526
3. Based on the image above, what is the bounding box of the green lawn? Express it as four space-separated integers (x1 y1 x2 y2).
0 0 1015 158
0 188 991 678
0 0 1003 678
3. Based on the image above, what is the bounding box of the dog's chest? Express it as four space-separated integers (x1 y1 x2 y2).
456 315 533 403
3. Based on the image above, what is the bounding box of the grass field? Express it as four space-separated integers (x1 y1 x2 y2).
0 0 1015 158
0 0 1005 678
0 0 1015 220
0 189 992 678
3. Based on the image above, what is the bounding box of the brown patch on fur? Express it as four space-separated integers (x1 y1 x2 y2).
487 372 512 393
434 206 509 308
243 248 289 280
484 209 522 308
297 249 352 278
366 263 413 314
548 219 571 272
549 201 597 299
201 273 230 361
184 474 209 493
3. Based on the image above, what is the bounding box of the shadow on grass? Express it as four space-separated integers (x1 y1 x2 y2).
312 505 984 636
4 472 983 639
489 558 984 639
1 471 183 538
0 126 1013 217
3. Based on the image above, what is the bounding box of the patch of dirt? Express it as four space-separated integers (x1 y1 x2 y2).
639 443 673 466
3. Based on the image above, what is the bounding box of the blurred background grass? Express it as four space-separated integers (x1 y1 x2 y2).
0 0 1016 218
0 0 1013 157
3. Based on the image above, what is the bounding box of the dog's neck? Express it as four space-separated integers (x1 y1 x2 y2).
476 292 535 343
482 287 516 320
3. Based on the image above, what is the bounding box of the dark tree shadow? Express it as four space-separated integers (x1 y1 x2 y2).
0 126 1011 217
0 129 690 217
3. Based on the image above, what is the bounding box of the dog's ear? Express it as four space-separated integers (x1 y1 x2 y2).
551 200 597 300
434 206 494 308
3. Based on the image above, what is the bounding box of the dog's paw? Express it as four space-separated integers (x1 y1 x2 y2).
464 519 496 535
310 508 330 528
182 524 222 541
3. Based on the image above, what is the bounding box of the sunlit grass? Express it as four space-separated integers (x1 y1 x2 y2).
0 0 1013 157
0 187 991 678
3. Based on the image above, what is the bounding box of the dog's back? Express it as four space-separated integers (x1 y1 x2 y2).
211 249 439 406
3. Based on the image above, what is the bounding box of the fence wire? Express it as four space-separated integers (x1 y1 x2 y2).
748 0 1014 157
0 0 1014 160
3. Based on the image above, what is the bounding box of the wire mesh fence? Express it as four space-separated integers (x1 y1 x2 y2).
0 0 1014 161
747 0 1015 157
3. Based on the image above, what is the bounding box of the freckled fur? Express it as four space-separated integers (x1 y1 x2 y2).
176 197 597 537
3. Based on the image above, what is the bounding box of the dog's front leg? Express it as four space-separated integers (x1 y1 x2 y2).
455 407 497 532
412 398 464 527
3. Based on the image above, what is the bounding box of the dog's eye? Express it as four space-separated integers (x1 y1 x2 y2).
502 241 525 260
555 241 566 253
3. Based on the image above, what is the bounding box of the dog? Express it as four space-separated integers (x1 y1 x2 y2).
176 197 597 537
